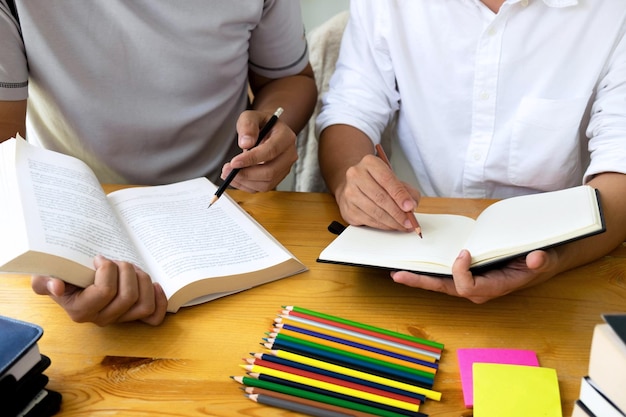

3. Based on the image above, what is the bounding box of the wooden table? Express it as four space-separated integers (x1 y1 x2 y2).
1 188 625 417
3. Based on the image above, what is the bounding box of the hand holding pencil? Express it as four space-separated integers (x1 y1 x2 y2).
209 107 291 207
375 144 422 238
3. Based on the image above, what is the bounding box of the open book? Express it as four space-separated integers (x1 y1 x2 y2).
0 137 306 312
318 185 605 276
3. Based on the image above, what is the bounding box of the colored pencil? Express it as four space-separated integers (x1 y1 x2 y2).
245 372 424 417
270 325 438 369
244 387 381 417
265 332 436 382
231 375 416 417
242 364 421 412
281 306 444 351
246 392 355 417
274 315 441 361
262 335 437 388
243 360 422 405
251 352 433 400
248 355 426 401
277 312 440 358
375 143 422 238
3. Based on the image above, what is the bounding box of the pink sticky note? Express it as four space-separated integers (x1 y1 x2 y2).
457 348 539 408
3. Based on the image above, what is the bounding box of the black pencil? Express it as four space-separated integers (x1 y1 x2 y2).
208 107 284 208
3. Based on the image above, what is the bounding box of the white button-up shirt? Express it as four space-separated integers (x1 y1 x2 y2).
317 0 626 198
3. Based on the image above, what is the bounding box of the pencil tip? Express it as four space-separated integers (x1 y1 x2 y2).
207 195 218 208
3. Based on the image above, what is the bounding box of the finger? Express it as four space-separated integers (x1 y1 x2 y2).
451 250 528 302
58 256 119 321
450 249 479 297
391 270 460 295
342 158 414 230
235 110 265 149
367 155 418 214
225 146 296 192
140 283 169 326
230 122 295 169
401 181 422 205
93 261 149 325
31 275 65 296
525 249 553 272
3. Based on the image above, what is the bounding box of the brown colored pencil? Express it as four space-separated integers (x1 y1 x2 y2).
374 144 422 238
244 386 380 417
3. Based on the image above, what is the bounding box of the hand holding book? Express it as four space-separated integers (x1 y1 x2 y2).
0 137 307 325
319 185 605 302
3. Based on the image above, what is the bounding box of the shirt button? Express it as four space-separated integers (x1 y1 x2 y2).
521 0 529 6
473 152 482 161
488 27 498 36
480 91 490 100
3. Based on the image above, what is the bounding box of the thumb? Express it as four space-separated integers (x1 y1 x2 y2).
526 249 556 272
31 275 66 297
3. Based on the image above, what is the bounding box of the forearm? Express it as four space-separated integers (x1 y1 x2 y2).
553 172 626 273
250 66 317 135
318 124 375 195
0 99 27 141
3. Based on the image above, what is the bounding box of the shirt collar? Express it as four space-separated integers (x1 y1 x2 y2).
507 0 578 6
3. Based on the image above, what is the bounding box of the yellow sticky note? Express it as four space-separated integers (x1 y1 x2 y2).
473 363 562 417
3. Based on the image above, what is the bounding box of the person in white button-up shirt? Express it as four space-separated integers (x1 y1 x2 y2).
317 0 626 302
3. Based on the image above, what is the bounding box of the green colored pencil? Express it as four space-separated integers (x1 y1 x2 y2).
282 306 444 350
231 376 409 417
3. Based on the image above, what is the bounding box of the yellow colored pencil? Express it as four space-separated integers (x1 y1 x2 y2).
259 351 442 401
242 364 421 412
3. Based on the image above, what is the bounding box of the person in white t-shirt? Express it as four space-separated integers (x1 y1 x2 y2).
317 0 626 302
0 1 316 325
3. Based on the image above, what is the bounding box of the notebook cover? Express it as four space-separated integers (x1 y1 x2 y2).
0 316 43 377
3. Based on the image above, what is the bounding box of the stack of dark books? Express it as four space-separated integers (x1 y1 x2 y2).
572 314 626 417
0 315 61 417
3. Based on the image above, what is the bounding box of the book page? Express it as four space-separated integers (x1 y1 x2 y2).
318 213 476 275
10 139 144 271
107 178 297 296
464 186 602 265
